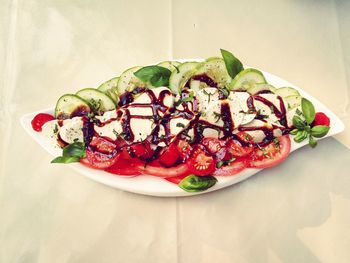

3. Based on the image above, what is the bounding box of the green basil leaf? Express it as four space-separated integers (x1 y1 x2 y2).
220 49 243 79
179 174 217 192
292 115 305 130
134 66 171 87
310 125 330 138
301 98 315 124
51 156 80 164
294 130 308 143
62 142 86 158
309 135 317 148
290 129 299 135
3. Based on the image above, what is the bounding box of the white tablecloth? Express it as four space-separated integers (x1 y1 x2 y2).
1 0 350 262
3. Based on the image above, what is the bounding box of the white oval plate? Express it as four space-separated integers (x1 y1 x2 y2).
20 61 345 197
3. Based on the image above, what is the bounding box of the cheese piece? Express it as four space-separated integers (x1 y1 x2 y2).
41 120 60 148
169 117 191 137
130 118 154 142
94 120 122 141
59 117 84 143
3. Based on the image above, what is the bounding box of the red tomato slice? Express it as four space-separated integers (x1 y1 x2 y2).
188 145 216 176
176 140 193 161
90 137 116 154
227 132 254 157
248 135 291 169
159 143 180 167
142 161 190 178
313 112 330 127
105 150 144 176
213 159 247 176
31 113 55 132
84 149 119 169
201 138 226 161
130 141 154 159
165 174 187 184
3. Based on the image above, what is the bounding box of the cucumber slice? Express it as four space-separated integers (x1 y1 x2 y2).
194 57 231 88
117 66 146 95
169 62 199 93
76 88 116 115
274 87 300 97
247 83 276 95
55 94 91 119
229 68 266 91
98 77 119 103
157 61 181 72
285 95 302 109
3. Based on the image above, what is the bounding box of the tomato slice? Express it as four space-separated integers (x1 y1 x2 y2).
227 132 254 157
142 161 190 178
313 112 330 127
90 137 116 154
105 149 145 176
31 113 55 132
248 135 291 169
159 143 180 167
213 159 247 176
165 174 187 184
188 145 216 176
201 138 226 161
130 141 154 159
81 149 119 169
176 140 193 161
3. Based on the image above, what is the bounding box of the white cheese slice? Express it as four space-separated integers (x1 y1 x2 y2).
94 120 122 141
130 118 154 142
196 87 220 113
132 92 152 104
128 106 153 116
41 120 60 148
169 117 191 137
95 110 118 123
228 91 256 125
59 117 84 144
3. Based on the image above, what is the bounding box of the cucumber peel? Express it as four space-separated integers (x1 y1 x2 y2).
169 62 199 93
117 66 146 95
76 88 116 114
98 77 119 103
54 94 91 119
229 68 266 91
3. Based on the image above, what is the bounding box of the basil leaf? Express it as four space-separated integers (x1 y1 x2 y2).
301 98 315 124
294 130 308 143
292 115 305 130
52 142 86 164
179 174 217 192
309 135 317 148
290 129 299 135
62 142 86 158
220 49 243 79
51 156 80 164
310 125 330 138
134 66 171 87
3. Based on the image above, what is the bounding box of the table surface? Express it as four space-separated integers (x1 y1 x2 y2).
1 0 350 262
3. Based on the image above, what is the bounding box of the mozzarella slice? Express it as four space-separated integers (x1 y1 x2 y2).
41 120 61 148
130 118 154 142
59 117 84 143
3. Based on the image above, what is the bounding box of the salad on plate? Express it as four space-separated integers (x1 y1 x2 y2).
30 49 332 193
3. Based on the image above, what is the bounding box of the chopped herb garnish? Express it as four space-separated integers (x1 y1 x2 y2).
53 124 58 134
270 106 275 114
112 129 120 137
213 111 221 123
257 144 270 158
203 89 216 103
216 156 236 168
296 108 302 116
273 137 280 152
176 123 185 128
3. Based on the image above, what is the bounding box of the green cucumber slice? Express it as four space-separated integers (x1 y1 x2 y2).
98 77 119 103
194 57 231 88
55 94 91 119
247 83 276 95
169 62 199 93
285 95 302 109
157 61 181 72
229 68 266 91
274 87 300 97
117 66 146 95
76 88 116 115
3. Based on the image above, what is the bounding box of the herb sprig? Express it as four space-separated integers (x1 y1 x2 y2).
290 98 330 148
51 141 86 163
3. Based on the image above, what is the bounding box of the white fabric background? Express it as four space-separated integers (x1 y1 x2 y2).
1 0 350 262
